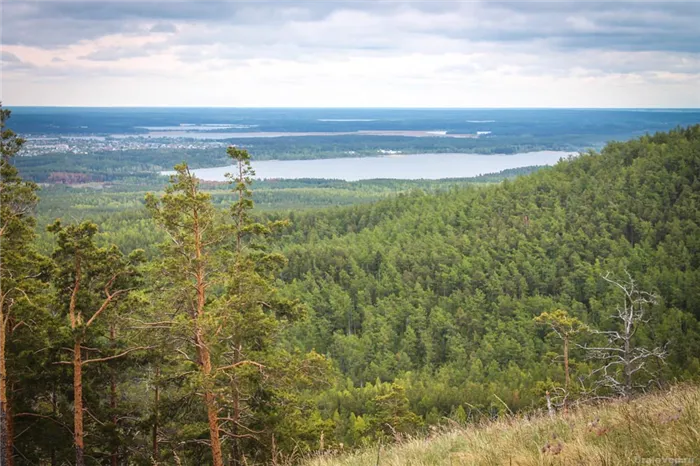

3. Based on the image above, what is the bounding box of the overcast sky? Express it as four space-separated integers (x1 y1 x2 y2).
1 1 699 107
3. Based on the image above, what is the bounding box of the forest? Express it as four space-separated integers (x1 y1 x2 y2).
32 167 542 256
1 104 700 465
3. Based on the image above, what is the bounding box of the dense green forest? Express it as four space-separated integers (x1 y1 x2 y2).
33 168 541 255
2 103 700 465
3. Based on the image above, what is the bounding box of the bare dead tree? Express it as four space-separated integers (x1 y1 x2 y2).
581 271 667 398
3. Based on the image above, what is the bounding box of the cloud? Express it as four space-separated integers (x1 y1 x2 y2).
3 1 696 54
79 48 148 61
79 41 168 61
1 50 35 74
1 1 698 107
149 22 178 34
1 51 22 63
1 1 328 47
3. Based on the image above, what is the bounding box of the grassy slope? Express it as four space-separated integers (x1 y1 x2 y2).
307 385 700 465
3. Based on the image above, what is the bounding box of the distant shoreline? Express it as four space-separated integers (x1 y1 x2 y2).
165 150 575 182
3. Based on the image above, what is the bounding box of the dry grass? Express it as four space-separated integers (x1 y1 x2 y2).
306 385 700 466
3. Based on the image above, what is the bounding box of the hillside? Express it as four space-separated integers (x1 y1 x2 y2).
307 384 700 465
3 104 700 464
271 125 700 448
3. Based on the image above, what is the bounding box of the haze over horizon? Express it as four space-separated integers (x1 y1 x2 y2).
2 1 700 108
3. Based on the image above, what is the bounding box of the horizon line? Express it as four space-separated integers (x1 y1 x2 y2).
4 105 700 111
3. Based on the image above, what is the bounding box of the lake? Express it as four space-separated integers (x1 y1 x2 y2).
171 151 575 182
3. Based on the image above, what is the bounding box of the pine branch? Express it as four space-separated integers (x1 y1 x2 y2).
82 346 154 365
216 360 265 373
85 287 131 328
14 413 73 435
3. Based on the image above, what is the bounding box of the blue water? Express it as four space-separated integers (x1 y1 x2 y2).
173 151 573 182
9 107 700 141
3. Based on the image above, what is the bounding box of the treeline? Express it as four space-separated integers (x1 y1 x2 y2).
2 101 700 465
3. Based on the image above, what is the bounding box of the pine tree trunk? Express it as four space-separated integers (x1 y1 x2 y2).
205 390 223 466
230 429 241 466
196 328 223 466
230 390 242 466
110 325 118 466
0 307 9 466
51 385 57 466
152 366 159 463
74 340 85 466
0 395 6 464
110 371 118 466
193 196 223 466
69 257 85 466
6 403 14 466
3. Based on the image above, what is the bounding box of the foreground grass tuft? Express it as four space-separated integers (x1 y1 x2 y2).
307 385 700 465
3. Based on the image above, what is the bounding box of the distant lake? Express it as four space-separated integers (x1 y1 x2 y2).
169 151 574 182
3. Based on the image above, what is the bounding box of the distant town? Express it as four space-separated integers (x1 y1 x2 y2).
18 129 485 158
20 135 230 157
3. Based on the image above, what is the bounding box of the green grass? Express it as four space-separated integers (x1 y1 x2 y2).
306 385 700 466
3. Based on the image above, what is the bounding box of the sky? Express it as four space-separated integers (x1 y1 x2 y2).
1 1 699 108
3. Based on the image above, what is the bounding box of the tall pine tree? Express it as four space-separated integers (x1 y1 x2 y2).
0 105 42 466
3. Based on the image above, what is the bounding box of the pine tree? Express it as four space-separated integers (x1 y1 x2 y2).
0 104 41 466
49 221 143 466
146 163 228 466
534 309 587 389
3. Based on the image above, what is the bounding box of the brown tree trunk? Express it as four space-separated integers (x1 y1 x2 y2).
205 390 223 466
230 350 242 466
110 325 118 466
5 401 14 466
230 397 242 466
152 365 159 463
51 385 57 466
74 340 85 466
69 256 85 466
192 203 224 466
196 328 223 466
229 419 241 466
0 302 10 466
